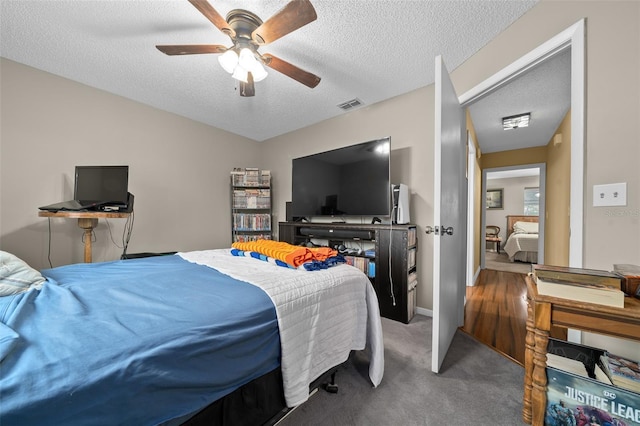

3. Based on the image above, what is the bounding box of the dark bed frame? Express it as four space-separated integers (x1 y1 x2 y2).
182 364 341 425
182 367 286 426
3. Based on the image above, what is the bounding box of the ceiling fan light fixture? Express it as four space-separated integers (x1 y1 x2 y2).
218 50 239 74
502 113 531 130
231 66 248 83
251 63 268 82
238 48 268 82
158 0 320 95
238 48 256 70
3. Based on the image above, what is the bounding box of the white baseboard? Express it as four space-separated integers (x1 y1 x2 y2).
415 307 432 317
472 266 481 285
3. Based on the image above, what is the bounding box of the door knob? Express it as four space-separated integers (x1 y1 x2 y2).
443 227 454 236
425 226 439 235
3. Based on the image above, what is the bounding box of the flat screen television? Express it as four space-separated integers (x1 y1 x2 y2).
74 165 129 205
291 137 391 218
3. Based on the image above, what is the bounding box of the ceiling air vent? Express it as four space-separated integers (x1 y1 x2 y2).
337 98 364 111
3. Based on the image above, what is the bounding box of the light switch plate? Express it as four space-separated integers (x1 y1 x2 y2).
593 182 627 207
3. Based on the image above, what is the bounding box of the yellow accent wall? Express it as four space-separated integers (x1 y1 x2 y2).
481 146 547 170
545 111 571 266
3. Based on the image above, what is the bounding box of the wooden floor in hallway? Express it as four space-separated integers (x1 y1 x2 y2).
461 268 529 366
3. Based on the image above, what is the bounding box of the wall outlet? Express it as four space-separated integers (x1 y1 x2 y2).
593 182 627 207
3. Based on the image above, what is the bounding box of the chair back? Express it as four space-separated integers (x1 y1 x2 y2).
486 226 500 237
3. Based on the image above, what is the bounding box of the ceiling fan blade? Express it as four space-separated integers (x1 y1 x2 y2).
240 73 256 97
252 0 317 45
262 53 321 88
188 0 235 38
156 44 227 55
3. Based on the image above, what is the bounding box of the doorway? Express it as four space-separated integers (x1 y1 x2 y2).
459 21 585 361
482 165 545 273
462 19 585 286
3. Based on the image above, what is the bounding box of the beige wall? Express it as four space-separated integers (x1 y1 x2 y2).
1 1 638 327
486 175 541 240
0 58 260 268
260 87 435 309
262 0 640 315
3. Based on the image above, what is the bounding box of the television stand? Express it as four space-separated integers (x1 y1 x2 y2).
38 210 131 263
279 221 418 323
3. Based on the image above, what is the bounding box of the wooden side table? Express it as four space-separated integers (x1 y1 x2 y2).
38 210 131 263
523 276 640 425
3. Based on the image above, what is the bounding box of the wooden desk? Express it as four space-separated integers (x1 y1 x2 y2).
523 277 640 425
38 210 131 263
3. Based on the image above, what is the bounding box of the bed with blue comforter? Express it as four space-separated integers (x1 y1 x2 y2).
0 249 384 425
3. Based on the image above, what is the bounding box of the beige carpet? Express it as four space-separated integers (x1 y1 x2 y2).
485 250 532 274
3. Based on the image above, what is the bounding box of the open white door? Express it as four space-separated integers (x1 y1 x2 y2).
430 56 467 373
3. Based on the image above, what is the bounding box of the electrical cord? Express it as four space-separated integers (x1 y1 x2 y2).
120 211 134 259
105 218 122 249
388 222 396 307
103 211 134 259
81 229 97 245
43 211 134 265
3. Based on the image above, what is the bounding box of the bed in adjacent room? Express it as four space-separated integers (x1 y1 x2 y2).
502 215 539 263
0 246 383 425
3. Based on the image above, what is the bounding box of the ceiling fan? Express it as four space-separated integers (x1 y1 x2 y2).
156 0 321 97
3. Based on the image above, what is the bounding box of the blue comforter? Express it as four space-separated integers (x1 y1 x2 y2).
0 255 280 425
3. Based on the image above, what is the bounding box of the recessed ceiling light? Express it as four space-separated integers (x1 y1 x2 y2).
502 113 530 130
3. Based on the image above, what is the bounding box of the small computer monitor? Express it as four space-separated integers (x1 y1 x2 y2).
74 165 129 204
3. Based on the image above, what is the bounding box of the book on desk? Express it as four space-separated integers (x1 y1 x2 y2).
600 352 640 394
531 264 626 308
614 264 640 298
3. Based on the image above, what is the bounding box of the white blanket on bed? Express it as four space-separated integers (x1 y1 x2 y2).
179 249 384 407
503 233 539 260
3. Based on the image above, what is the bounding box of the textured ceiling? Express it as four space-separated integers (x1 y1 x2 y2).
468 48 571 154
1 0 541 143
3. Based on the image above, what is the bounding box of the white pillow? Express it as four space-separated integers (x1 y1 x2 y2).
513 221 538 234
0 251 45 296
